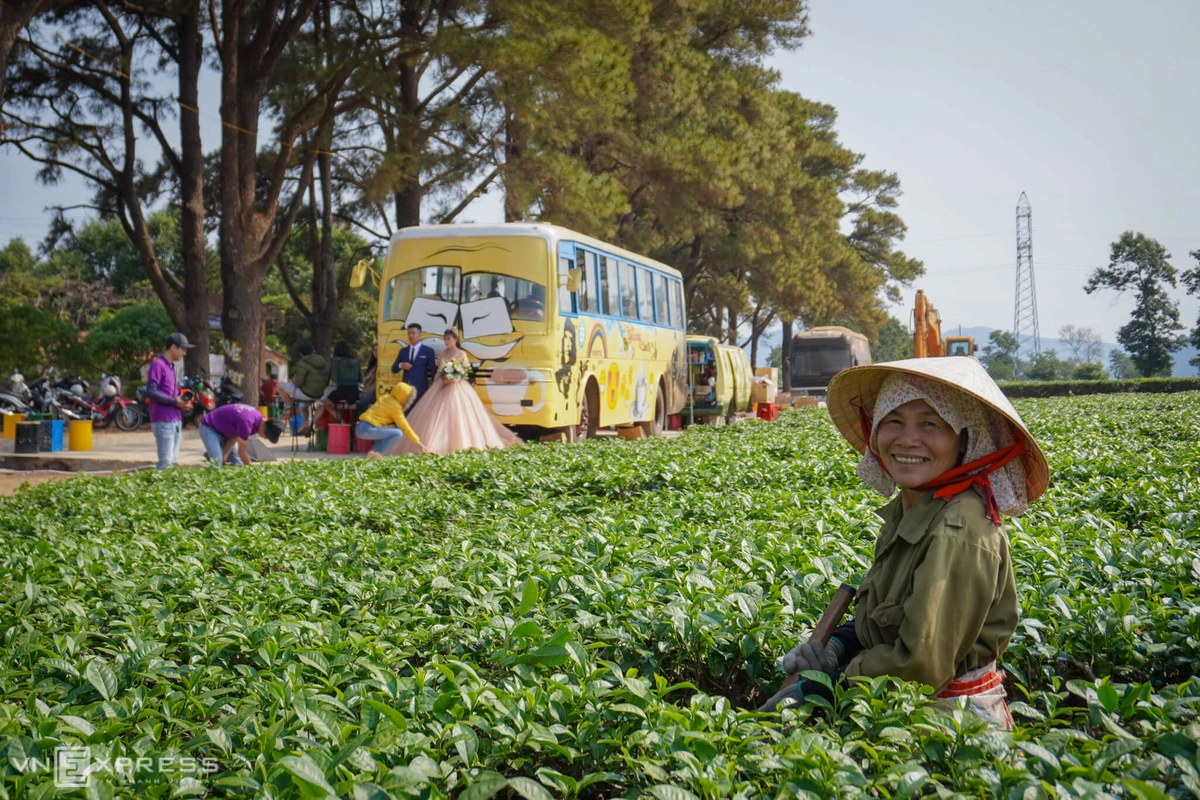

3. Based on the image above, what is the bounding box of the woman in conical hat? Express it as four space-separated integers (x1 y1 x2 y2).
770 357 1048 728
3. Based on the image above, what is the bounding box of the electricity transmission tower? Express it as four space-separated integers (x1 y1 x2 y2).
1013 192 1040 375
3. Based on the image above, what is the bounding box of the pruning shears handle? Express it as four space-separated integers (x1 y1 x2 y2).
766 582 857 707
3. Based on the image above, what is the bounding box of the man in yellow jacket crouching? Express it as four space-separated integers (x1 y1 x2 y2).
356 382 427 457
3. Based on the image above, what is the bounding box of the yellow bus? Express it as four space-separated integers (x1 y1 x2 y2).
375 223 688 439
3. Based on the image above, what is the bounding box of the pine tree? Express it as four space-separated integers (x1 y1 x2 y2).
1084 232 1185 377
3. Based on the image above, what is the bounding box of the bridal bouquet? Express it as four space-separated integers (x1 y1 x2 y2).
440 360 469 382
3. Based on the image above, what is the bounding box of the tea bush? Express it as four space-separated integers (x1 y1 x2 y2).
1 393 1198 798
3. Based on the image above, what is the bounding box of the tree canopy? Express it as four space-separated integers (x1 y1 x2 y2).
2 0 923 384
1084 232 1184 378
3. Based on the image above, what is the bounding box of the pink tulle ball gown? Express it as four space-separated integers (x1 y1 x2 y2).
385 364 521 456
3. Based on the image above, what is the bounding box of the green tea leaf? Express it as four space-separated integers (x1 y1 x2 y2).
278 755 335 795
460 772 508 800
508 776 554 800
649 786 699 800
518 577 538 616
84 659 117 701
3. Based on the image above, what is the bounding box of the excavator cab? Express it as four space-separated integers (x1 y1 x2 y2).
912 290 978 359
945 337 977 357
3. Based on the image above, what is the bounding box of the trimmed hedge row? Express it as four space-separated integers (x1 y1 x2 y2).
999 376 1200 397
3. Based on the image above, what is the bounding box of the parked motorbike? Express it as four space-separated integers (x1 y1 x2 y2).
37 373 141 430
215 378 244 407
180 374 217 425
25 371 74 420
95 375 142 431
1 370 31 414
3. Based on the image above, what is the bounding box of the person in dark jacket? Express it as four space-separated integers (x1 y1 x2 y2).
313 341 361 428
279 342 330 435
391 324 436 401
280 342 331 403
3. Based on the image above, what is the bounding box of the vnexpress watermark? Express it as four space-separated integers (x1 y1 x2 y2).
54 746 91 788
12 745 219 788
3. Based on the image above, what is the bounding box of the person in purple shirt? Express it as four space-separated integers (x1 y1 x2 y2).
198 403 284 467
146 333 194 469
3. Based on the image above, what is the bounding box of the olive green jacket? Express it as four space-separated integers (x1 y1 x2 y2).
842 491 1019 694
293 354 331 399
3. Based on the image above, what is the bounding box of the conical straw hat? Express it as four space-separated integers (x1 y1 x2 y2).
826 356 1050 503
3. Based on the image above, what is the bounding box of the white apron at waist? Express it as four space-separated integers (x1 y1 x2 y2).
933 660 1013 730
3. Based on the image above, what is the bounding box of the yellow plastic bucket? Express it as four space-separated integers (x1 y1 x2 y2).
3 413 24 438
258 406 269 417
68 419 93 451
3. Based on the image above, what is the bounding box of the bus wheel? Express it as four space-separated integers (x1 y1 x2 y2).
640 380 667 437
576 380 599 440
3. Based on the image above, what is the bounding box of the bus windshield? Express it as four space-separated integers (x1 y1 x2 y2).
791 340 853 379
463 273 546 322
383 266 547 324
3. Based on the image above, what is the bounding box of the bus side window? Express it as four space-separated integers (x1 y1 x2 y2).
653 273 669 325
636 267 654 322
558 253 574 314
576 248 597 313
599 256 619 317
619 261 638 319
668 280 684 329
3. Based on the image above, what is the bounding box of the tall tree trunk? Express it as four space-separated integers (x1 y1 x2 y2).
727 307 738 345
216 0 321 406
391 6 423 229
503 106 524 222
309 151 337 354
308 1 337 354
218 0 263 405
748 308 760 367
781 318 793 391
178 0 210 377
220 260 265 404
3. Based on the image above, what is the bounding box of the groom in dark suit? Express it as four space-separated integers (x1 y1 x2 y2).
391 323 436 400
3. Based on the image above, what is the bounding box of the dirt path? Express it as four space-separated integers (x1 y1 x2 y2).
0 471 76 496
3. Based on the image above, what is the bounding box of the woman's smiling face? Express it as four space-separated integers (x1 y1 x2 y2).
875 399 962 489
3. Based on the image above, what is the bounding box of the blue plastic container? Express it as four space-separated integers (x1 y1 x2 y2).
38 419 64 451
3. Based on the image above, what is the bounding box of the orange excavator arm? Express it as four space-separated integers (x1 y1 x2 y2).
913 290 944 358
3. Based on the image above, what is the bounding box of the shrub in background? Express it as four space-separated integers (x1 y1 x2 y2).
84 302 174 380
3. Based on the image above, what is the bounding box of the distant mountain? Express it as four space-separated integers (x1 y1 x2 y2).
745 325 1199 377
950 327 1198 378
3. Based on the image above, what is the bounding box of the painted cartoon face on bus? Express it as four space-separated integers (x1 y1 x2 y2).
402 296 522 362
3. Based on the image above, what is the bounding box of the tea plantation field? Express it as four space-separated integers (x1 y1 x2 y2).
2 393 1199 799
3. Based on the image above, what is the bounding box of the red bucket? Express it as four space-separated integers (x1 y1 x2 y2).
756 403 779 421
667 415 682 431
327 423 351 454
355 434 373 453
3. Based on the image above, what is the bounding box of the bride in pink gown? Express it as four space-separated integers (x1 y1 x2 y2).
385 327 521 455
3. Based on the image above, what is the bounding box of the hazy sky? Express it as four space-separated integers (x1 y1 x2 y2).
766 0 1200 346
3 0 1198 352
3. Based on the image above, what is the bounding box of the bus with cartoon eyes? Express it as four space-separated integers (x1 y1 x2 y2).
375 223 688 440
